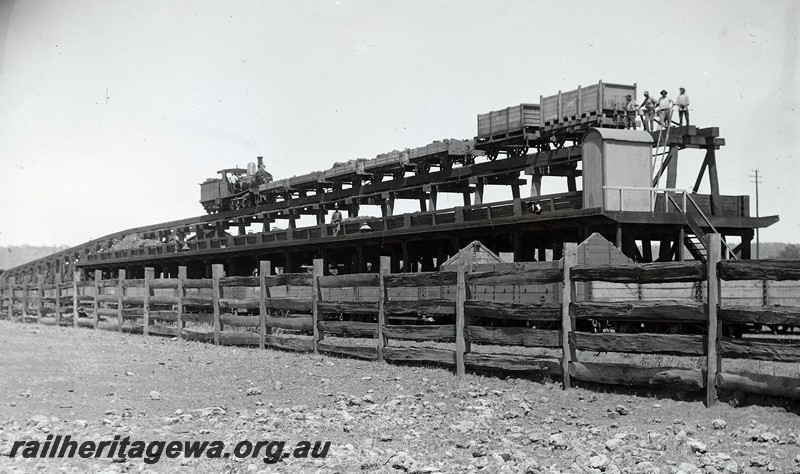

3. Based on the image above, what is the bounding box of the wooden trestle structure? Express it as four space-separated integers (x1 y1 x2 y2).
1 125 778 284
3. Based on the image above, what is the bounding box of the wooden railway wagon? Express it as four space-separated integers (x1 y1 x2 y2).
407 139 474 172
323 159 367 182
474 104 542 160
288 171 323 189
474 82 636 160
364 149 410 180
540 81 636 127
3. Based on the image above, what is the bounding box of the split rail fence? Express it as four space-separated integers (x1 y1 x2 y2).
1 234 799 406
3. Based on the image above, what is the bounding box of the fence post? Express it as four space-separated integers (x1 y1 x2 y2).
312 259 323 355
177 266 186 340
561 242 578 389
706 233 721 407
36 274 45 324
377 256 390 362
212 264 223 345
22 282 29 322
54 272 62 326
455 252 467 376
258 261 270 350
93 270 102 329
10 278 16 320
143 267 154 336
117 270 126 332
1 280 5 319
3 278 10 319
0 280 6 319
73 271 80 329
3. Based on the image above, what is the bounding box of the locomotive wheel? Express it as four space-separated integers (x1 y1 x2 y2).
510 148 528 158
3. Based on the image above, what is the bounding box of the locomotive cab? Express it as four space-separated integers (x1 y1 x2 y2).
200 167 253 213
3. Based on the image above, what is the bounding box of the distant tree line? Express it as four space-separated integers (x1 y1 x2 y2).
755 242 800 260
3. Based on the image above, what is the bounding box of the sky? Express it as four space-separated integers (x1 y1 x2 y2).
0 0 798 246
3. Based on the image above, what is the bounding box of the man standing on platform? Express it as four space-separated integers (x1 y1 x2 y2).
640 91 657 132
676 87 690 126
624 94 638 130
331 205 343 237
657 90 674 130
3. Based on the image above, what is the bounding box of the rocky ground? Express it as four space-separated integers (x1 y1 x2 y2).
0 320 798 474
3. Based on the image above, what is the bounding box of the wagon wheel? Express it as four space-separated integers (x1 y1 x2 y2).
393 169 406 180
415 161 431 174
463 154 476 166
511 147 529 158
440 156 453 170
487 149 499 161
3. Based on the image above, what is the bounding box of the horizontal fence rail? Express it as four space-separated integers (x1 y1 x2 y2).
1 234 799 405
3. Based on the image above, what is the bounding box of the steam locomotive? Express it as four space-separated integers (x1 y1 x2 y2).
200 156 274 213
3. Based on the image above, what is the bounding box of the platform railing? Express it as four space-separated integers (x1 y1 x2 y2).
603 186 737 259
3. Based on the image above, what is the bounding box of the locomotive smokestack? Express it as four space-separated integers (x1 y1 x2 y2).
257 156 264 168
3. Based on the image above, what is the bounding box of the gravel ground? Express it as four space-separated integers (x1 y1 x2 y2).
1 320 799 474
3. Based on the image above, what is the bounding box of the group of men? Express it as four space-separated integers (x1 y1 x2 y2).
623 87 690 132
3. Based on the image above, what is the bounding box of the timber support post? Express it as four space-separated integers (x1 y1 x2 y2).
116 269 126 332
377 256 390 362
455 251 467 376
21 282 29 322
177 266 186 340
706 233 721 407
143 267 154 336
36 274 45 324
54 272 62 326
312 259 323 355
258 261 270 349
211 264 223 345
72 271 80 329
93 270 102 329
561 242 578 389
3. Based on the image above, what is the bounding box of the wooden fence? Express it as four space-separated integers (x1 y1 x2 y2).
1 234 798 405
